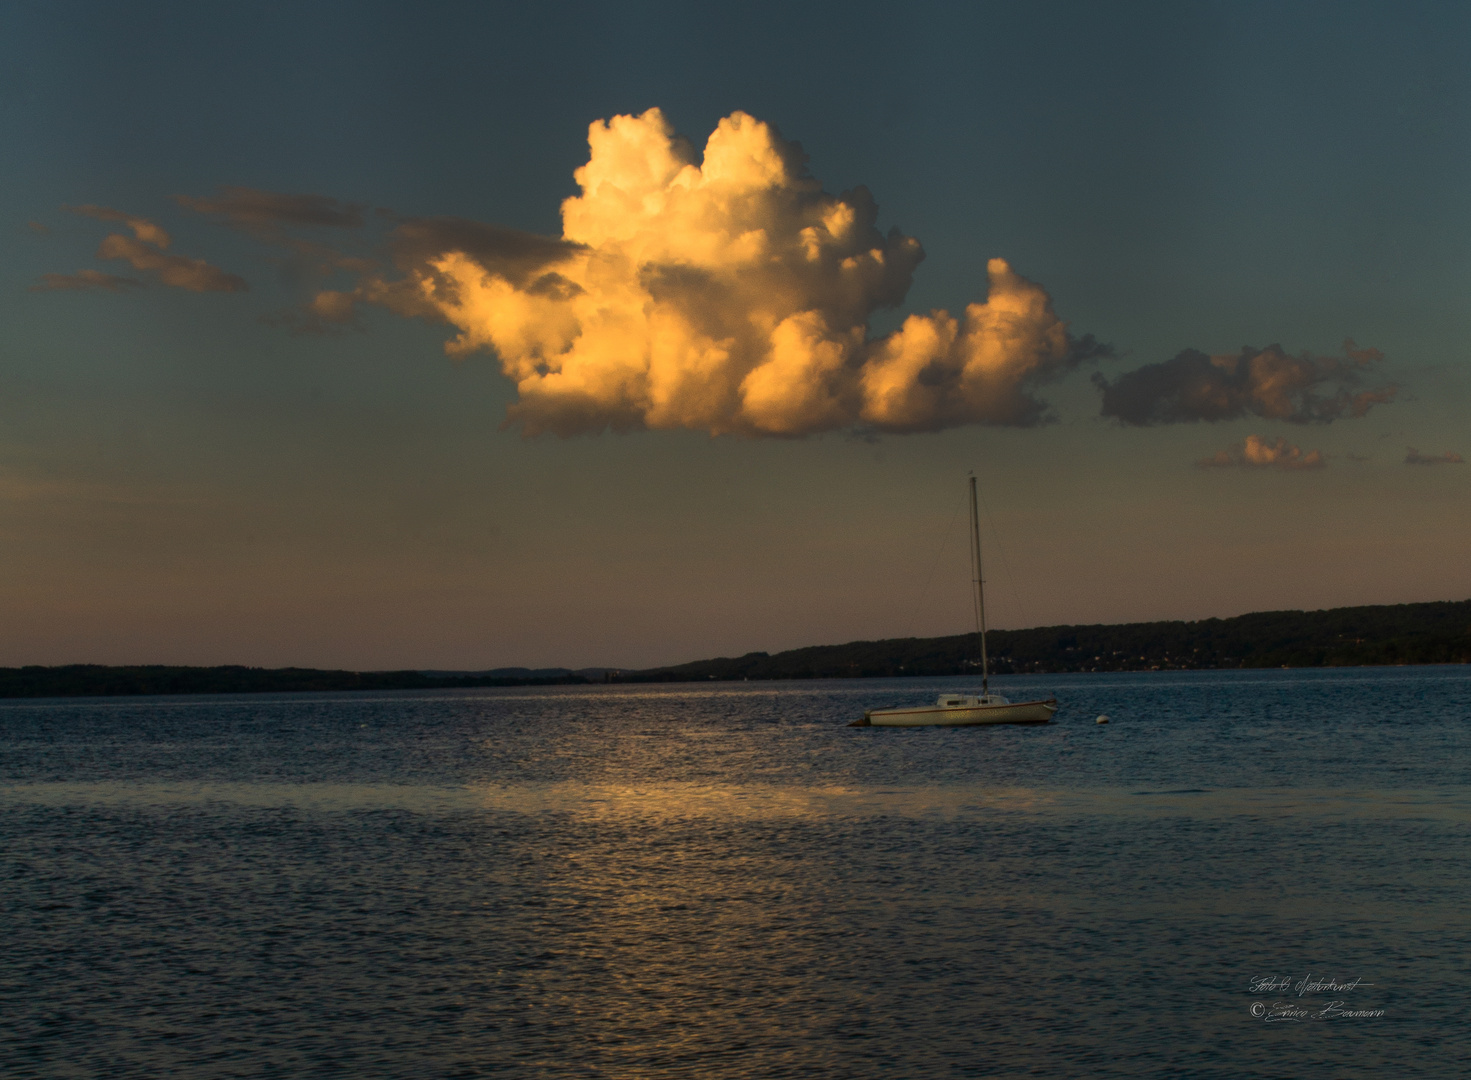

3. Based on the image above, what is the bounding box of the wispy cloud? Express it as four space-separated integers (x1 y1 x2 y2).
1097 340 1394 426
30 269 143 292
176 186 366 229
26 220 50 235
177 185 375 285
1404 448 1464 465
49 203 247 293
67 204 172 248
96 234 246 292
1196 434 1326 471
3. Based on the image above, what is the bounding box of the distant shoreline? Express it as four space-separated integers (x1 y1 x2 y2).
3 599 1467 700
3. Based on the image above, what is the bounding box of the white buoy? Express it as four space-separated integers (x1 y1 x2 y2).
1096 715 1110 724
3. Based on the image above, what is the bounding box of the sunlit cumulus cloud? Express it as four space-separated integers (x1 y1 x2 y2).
30 269 142 292
1404 448 1465 465
311 108 1104 436
1096 341 1394 426
55 204 247 293
1196 434 1326 471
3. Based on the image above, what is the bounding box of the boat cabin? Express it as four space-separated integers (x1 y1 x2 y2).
935 693 1010 708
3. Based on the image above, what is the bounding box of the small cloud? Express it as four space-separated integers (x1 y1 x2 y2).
30 269 143 292
1348 387 1396 416
1196 434 1326 471
26 220 50 235
67 204 172 248
306 288 363 323
97 234 246 292
1097 338 1395 426
1404 448 1464 465
176 186 365 229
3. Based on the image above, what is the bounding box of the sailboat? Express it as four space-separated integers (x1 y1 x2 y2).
852 474 1058 727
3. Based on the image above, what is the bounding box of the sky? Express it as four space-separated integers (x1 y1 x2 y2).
2 0 1469 670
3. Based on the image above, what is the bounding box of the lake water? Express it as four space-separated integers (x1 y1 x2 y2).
3 667 1469 1078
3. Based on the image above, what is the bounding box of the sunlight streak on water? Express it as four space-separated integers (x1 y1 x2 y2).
7 780 1471 823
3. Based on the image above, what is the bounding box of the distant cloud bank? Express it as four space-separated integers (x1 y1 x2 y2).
32 109 1404 444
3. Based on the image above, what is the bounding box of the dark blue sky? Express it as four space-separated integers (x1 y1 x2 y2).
3 1 1468 667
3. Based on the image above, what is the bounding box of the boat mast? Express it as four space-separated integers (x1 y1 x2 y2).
968 472 989 695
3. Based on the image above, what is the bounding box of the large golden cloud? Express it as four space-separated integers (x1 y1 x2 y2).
316 108 1095 436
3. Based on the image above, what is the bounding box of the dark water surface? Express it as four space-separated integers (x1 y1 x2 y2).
3 667 1469 1078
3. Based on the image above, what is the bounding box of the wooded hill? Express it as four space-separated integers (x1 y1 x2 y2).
619 599 1471 681
3 600 1467 698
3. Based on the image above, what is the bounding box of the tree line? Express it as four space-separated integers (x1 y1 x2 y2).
619 600 1471 681
3 600 1468 698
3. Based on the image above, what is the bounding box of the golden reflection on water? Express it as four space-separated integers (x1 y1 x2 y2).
5 780 1471 823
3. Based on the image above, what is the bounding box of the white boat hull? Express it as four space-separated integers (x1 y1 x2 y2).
855 698 1057 727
